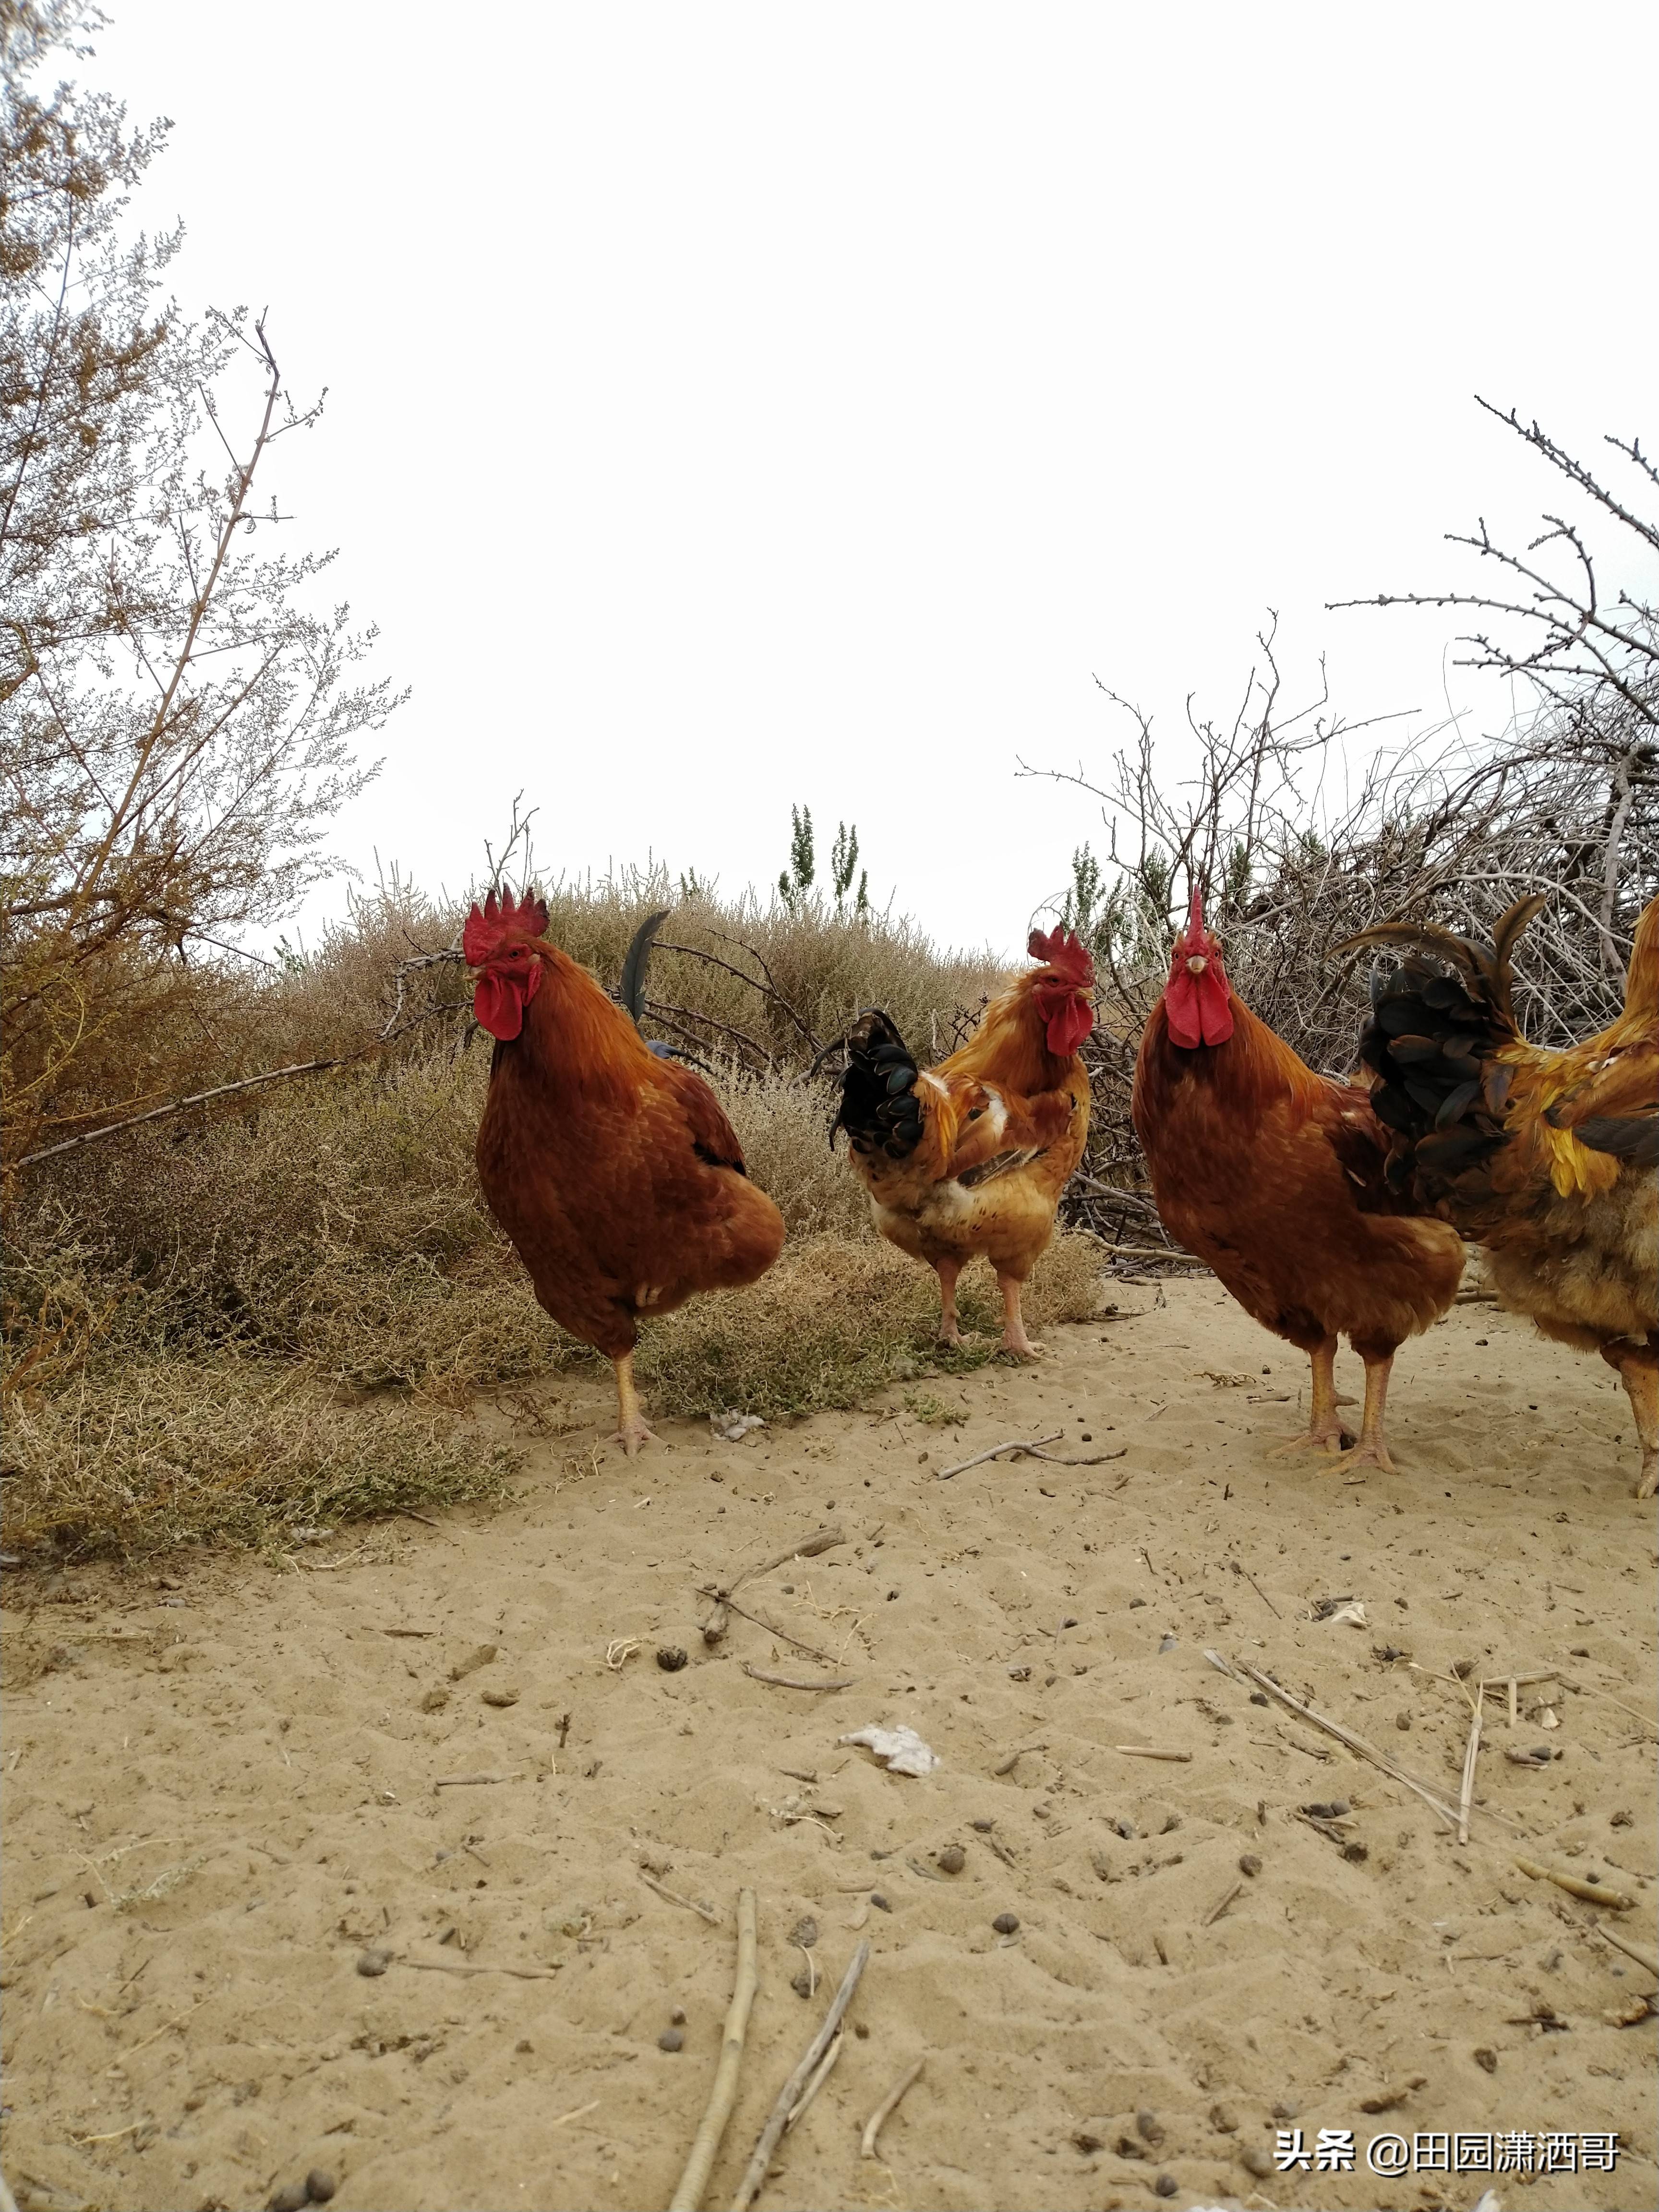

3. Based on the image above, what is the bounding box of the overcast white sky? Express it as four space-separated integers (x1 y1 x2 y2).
81 1 1659 956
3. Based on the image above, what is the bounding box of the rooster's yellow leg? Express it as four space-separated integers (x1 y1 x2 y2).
1603 1344 1658 1501
1269 1337 1348 1457
1329 1353 1397 1474
997 1272 1045 1360
935 1258 964 1346
613 1351 657 1457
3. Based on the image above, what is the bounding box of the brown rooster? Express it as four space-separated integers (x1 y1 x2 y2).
1133 892 1465 1471
1340 892 1659 1496
833 926 1094 1357
467 890 785 1454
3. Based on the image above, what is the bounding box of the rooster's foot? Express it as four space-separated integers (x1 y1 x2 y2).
614 1416 658 1458
1328 1438 1396 1475
997 1333 1047 1362
937 1322 965 1347
1268 1426 1351 1459
1634 1451 1657 1502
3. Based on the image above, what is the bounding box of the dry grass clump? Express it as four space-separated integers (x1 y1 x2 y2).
721 1074 870 1238
3 874 1109 1560
2 1358 517 1563
633 1230 1104 1421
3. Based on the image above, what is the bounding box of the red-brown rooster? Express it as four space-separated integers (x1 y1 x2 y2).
467 890 785 1454
833 927 1094 1357
1132 891 1465 1469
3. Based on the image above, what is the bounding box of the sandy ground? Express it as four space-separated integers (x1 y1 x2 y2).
2 1280 1656 2212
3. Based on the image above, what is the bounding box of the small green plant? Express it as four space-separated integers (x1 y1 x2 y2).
903 1390 967 1426
778 805 870 915
830 820 870 916
778 804 817 910
1060 842 1106 945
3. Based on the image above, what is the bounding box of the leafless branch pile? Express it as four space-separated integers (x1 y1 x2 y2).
1021 405 1658 1244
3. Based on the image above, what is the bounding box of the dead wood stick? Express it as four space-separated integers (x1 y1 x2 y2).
1203 1882 1243 1927
703 1527 846 1641
994 1743 1047 1776
742 1664 855 1691
783 2031 842 2131
1023 1445 1127 1467
1212 1653 1466 1829
639 1871 721 1925
1114 1745 1193 1762
859 2055 926 2158
1457 1699 1482 1845
729 1527 846 1596
1514 1856 1636 1911
727 1941 871 2212
1411 1664 1556 1691
937 1433 1062 1481
1556 1676 1659 1736
1508 1677 1518 1730
1228 1560 1283 1619
433 1771 523 1790
398 1956 561 1980
669 1887 758 2212
696 1589 835 1664
1583 1920 1659 1978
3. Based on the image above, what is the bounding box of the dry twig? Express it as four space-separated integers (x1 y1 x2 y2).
669 1887 759 2212
783 2031 843 2131
1458 1698 1483 1846
727 1941 871 2212
639 1871 721 1926
1208 1651 1468 1829
1514 1856 1636 1911
1582 1920 1659 1979
860 2056 926 2159
936 1433 1060 1481
741 1665 855 1692
398 1956 561 1981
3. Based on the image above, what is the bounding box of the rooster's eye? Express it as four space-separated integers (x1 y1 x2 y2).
967 1106 985 1121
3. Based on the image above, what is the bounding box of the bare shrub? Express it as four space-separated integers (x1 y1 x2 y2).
1021 408 1658 1243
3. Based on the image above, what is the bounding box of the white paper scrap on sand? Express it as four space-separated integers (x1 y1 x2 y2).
838 1724 940 1776
1326 1600 1368 1628
711 1412 767 1442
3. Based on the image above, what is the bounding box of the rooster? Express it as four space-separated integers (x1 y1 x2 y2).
467 889 785 1454
1339 893 1659 1497
832 926 1094 1357
1132 892 1465 1470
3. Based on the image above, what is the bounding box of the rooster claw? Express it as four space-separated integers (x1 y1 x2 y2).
997 1336 1047 1362
1268 1428 1351 1459
1328 1439 1396 1475
614 1417 657 1457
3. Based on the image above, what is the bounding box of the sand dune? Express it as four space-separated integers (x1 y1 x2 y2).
2 1282 1654 2212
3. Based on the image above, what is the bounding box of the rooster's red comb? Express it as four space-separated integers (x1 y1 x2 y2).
1178 888 1224 952
463 886 549 966
1026 924 1095 989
